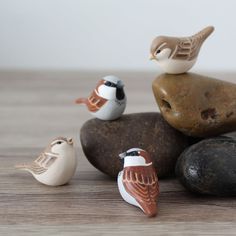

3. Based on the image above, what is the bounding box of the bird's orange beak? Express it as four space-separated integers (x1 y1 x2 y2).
68 138 73 145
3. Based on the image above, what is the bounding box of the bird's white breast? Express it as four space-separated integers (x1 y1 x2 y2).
159 58 196 74
97 85 116 100
91 97 126 120
34 150 77 186
117 171 143 210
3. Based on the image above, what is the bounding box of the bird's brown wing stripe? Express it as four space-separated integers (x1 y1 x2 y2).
122 167 159 204
124 180 159 202
87 90 108 112
123 168 159 216
124 169 157 185
29 153 58 175
28 162 47 175
174 27 213 61
173 38 194 60
45 156 57 168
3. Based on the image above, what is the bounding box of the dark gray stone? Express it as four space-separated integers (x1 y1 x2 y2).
176 132 236 196
80 112 189 178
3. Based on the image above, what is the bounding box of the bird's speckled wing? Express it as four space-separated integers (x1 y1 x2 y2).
87 89 108 112
122 166 159 214
171 37 201 61
172 26 214 61
28 152 58 175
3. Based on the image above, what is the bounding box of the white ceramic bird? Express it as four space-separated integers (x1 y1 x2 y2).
75 75 126 120
15 137 77 186
150 26 214 74
118 148 159 217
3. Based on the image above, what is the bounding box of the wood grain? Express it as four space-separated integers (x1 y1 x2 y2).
0 70 236 235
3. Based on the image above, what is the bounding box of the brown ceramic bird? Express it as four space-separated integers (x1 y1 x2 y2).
150 26 214 74
118 148 159 217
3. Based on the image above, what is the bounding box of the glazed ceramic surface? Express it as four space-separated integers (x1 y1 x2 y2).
15 137 77 186
76 75 126 120
150 26 214 74
118 148 159 217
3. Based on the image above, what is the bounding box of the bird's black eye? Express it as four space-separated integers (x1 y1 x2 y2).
57 141 62 145
105 81 111 86
128 151 139 156
156 49 161 54
105 81 116 87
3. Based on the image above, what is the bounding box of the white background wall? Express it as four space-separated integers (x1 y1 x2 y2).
0 0 236 71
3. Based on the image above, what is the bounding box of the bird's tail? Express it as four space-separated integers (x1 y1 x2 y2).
75 97 87 105
140 202 158 218
192 26 214 42
15 163 29 170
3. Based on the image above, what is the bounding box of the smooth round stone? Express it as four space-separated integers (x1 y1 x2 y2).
152 73 236 137
176 133 236 196
80 112 189 178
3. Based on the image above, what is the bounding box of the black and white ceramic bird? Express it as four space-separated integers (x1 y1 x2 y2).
75 75 126 120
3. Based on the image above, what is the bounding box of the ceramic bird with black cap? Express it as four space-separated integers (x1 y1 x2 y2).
118 148 159 217
75 75 126 120
150 26 214 74
15 137 77 186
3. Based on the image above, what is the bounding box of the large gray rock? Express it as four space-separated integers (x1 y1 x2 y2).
80 112 189 178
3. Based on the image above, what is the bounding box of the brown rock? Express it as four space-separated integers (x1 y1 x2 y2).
80 112 189 178
152 73 236 137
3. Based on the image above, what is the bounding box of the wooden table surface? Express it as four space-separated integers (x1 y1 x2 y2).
0 70 236 235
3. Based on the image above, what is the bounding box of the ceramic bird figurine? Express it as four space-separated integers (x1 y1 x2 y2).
15 137 77 186
75 75 126 120
150 26 214 74
118 148 159 217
